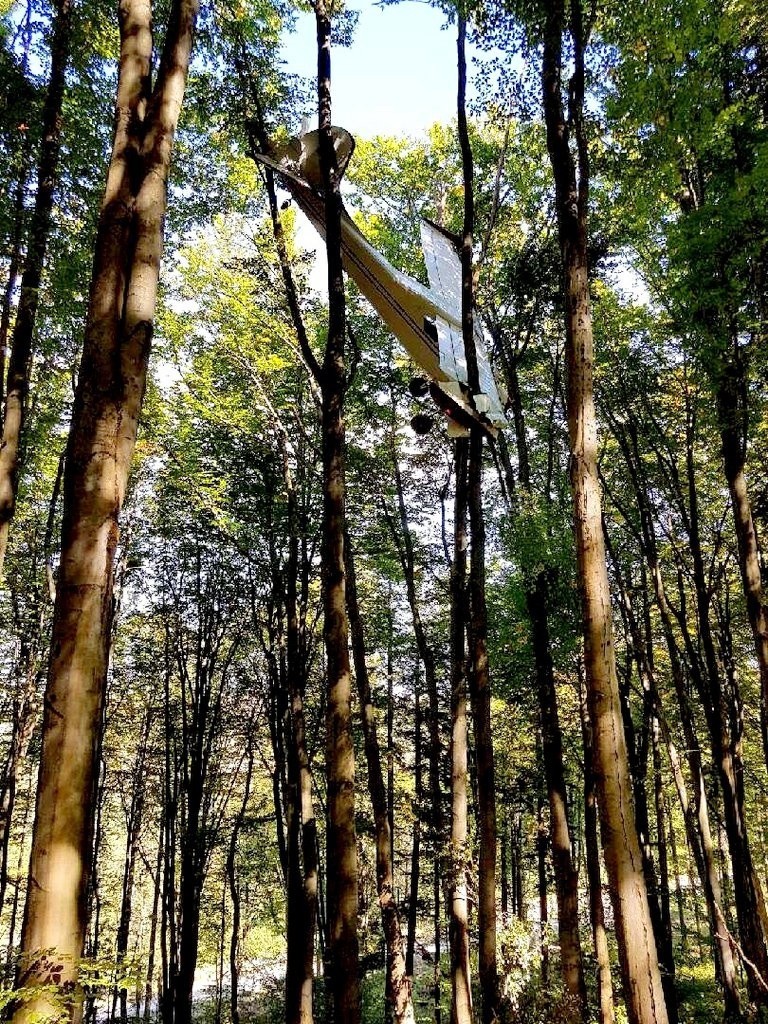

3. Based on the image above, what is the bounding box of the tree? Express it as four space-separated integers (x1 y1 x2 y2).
540 0 671 1019
0 0 72 575
309 4 361 1022
13 0 199 1017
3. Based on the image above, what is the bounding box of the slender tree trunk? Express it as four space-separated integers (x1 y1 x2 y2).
455 17 497 1020
84 744 107 1024
161 653 178 1024
0 135 31 417
144 819 164 1024
529 574 587 1018
12 3 198 1016
388 450 444 1019
717 363 768 776
4 772 32 984
0 0 72 576
613 411 742 1017
664 792 687 956
114 711 152 1024
251 145 320 1024
312 6 359 1022
0 450 61 917
579 679 615 1024
652 717 675 1001
173 781 204 1024
449 439 472 1024
496 119 587 1024
405 671 421 980
541 1 670 1018
466 426 498 1024
345 535 415 1024
214 880 226 1024
682 393 768 1004
228 742 254 1024
537 790 549 988
387 607 395 868
605 536 678 1020
283 549 318 1023
500 815 509 927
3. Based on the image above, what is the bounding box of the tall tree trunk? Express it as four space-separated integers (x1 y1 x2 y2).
529 575 587 1017
114 711 152 1024
246 124 320 1024
173 775 204 1024
579 677 616 1024
144 818 164 1024
498 353 587 1015
84 740 108 1024
652 716 674 1002
537 788 549 988
406 674 421 980
282 452 318 1024
0 134 31 416
0 0 72 575
448 439 472 1024
345 534 415 1024
541 0 670 1019
605 535 678 1019
12 3 199 1016
161 652 179 1024
228 741 255 1024
311 5 359 1022
467 433 498 1024
717 360 768 775
611 408 741 1017
455 16 497 1020
681 390 768 1004
4 772 33 985
0 362 63 924
388 446 444 1019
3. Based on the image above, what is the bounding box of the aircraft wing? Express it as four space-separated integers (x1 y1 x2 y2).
252 134 507 432
420 221 507 425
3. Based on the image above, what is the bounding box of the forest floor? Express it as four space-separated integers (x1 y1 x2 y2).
178 957 721 1024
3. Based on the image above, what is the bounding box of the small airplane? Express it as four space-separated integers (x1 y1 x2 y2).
252 126 508 437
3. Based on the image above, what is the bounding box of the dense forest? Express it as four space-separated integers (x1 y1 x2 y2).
0 0 766 1022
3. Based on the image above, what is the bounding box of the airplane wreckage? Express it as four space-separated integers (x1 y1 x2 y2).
253 127 508 437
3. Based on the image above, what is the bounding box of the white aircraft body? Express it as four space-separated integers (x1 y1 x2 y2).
253 128 507 434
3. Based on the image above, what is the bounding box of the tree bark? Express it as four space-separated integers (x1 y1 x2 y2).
541 0 670 1019
609 407 742 1017
228 741 255 1024
311 5 360 1022
498 342 587 1017
280 435 318 1024
0 0 72 576
143 817 164 1023
113 710 152 1024
388 448 444 1016
529 575 587 1017
345 534 415 1024
406 676 421 980
455 17 498 1021
717 360 768 777
12 2 198 1018
579 678 616 1024
537 789 549 987
0 134 31 418
448 439 472 1024
681 389 768 1005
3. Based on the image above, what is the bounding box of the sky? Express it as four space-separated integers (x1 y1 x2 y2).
277 2 470 287
279 2 461 140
